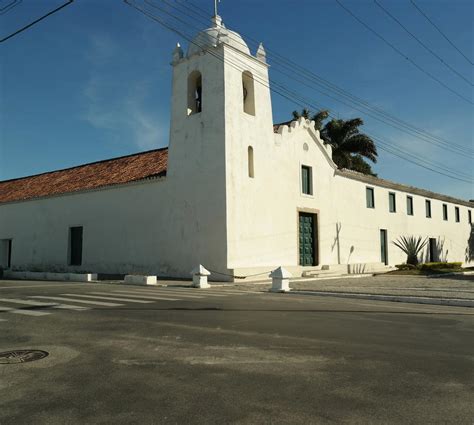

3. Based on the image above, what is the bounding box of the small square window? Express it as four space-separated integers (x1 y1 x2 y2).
301 166 312 195
425 200 431 218
407 196 414 216
366 187 375 209
455 207 460 223
388 192 396 213
442 204 448 221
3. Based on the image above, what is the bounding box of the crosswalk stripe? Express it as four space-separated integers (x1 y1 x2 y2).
164 287 258 295
200 289 261 295
112 290 189 301
159 288 254 297
0 297 88 311
172 287 243 293
115 289 204 299
191 289 244 297
160 287 255 296
0 306 51 316
155 290 226 297
61 294 154 304
31 296 122 307
93 291 179 301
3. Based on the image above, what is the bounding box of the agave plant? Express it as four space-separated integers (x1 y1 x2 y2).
392 236 429 266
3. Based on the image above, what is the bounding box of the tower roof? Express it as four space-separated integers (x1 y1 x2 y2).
187 15 250 57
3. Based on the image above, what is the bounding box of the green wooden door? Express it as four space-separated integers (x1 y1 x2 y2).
380 229 388 265
299 213 316 266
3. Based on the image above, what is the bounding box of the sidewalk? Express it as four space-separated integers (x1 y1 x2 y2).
233 274 474 307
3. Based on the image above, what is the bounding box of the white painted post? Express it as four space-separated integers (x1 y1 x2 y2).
191 265 211 288
269 267 292 292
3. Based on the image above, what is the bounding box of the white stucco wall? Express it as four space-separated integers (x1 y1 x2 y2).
225 115 473 271
0 175 230 277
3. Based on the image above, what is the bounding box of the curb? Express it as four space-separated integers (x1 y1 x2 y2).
290 290 474 308
374 271 474 278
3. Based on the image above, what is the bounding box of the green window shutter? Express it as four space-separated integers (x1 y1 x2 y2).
366 187 374 208
301 166 311 195
389 193 396 212
407 196 414 216
443 204 448 220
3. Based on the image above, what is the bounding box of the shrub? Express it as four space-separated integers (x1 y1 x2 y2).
392 236 429 266
420 262 462 270
395 264 417 271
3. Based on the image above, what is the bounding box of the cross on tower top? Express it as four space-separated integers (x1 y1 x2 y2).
214 0 220 17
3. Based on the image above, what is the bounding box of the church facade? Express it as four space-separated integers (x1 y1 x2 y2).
0 16 472 280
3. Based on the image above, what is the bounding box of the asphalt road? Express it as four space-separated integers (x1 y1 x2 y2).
0 280 473 425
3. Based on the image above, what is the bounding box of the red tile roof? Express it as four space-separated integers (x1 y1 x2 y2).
0 148 168 204
273 120 293 133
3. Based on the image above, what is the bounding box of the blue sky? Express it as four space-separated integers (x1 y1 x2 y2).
1 0 473 199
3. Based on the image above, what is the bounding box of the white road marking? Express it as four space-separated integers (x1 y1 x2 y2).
156 289 227 297
0 305 51 316
0 284 85 290
116 289 204 299
93 291 179 301
0 297 88 311
161 287 260 296
31 296 123 307
60 294 154 304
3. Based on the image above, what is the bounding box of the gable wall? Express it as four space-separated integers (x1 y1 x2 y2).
225 118 473 270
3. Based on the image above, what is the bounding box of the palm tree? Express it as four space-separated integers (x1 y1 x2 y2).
320 118 378 176
291 110 377 175
292 108 329 132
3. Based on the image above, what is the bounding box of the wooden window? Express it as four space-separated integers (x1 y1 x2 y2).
388 192 396 213
443 204 448 221
455 207 460 222
366 187 375 208
69 226 83 266
425 200 431 218
248 146 254 178
301 166 312 195
407 196 414 216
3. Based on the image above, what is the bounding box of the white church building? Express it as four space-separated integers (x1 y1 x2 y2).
0 15 472 281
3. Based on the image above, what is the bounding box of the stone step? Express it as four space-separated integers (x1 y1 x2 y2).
302 270 344 278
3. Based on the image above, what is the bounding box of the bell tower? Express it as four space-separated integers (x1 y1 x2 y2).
166 14 274 277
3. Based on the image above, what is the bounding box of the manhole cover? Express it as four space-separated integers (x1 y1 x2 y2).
0 350 49 364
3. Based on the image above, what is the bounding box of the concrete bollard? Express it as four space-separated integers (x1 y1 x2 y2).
191 265 211 288
269 267 292 292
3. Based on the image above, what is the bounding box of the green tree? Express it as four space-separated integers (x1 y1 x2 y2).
291 110 377 175
320 118 378 176
292 108 329 132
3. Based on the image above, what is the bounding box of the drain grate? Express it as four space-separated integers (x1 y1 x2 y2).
0 350 49 364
